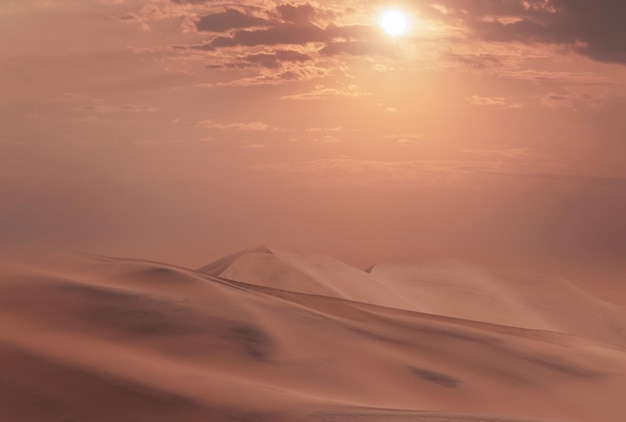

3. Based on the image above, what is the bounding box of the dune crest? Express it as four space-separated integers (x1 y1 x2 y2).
202 248 626 347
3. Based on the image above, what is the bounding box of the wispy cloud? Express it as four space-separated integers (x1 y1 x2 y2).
464 148 530 159
385 133 423 145
281 85 370 101
196 119 273 131
468 95 521 108
252 158 481 187
540 86 610 110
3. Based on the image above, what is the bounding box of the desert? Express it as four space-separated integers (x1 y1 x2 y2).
2 1 625 420
1 247 624 421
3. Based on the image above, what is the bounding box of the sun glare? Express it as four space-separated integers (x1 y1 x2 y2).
380 9 408 37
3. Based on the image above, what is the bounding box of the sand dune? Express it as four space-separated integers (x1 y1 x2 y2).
202 247 626 347
0 249 625 421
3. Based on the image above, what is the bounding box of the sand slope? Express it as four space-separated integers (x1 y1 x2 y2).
201 247 626 347
0 249 625 421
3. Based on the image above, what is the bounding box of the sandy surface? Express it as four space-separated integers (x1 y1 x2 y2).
1 247 625 421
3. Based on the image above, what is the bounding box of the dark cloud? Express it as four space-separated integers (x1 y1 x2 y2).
207 49 313 70
191 3 395 73
276 2 318 24
320 41 396 57
443 53 505 70
194 3 378 50
243 49 312 68
196 9 270 32
119 14 138 21
171 0 213 3
206 23 328 48
200 22 377 50
429 0 626 64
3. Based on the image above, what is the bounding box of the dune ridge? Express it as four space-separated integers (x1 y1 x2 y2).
203 247 626 347
0 248 625 421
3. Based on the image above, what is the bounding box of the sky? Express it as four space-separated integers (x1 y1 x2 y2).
1 0 625 268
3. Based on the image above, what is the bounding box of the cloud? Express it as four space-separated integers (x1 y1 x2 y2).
245 49 311 67
202 65 330 87
498 69 618 84
385 133 423 145
443 52 506 70
242 143 267 149
281 85 370 101
485 171 626 191
464 148 530 159
313 135 341 144
539 86 609 110
468 95 522 108
191 4 379 52
468 95 507 106
305 126 343 132
201 23 327 49
196 9 270 32
174 3 401 84
206 49 313 70
53 93 160 118
252 158 478 187
275 2 319 24
196 119 272 131
85 104 160 113
319 41 397 57
252 155 625 194
427 0 626 64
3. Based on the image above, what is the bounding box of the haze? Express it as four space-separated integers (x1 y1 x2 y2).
1 1 625 269
1 2 626 421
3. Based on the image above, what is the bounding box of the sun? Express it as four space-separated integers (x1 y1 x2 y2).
380 9 408 37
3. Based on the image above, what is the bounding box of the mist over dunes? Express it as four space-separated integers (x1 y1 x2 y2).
1 1 625 420
1 247 625 422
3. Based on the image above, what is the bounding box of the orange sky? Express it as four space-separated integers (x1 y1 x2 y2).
1 0 625 268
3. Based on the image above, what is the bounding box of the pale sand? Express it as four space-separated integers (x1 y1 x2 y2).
0 248 625 421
